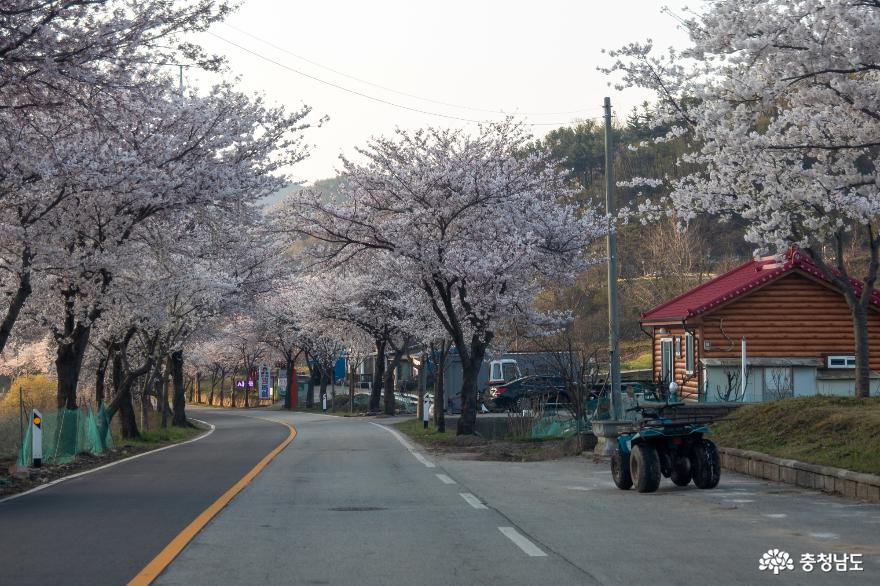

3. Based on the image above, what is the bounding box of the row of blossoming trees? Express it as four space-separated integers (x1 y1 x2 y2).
3 0 877 445
0 1 317 437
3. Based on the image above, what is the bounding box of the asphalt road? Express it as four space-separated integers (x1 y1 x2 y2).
157 411 880 586
0 409 288 586
2 409 878 585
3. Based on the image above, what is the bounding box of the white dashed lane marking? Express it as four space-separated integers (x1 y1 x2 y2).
436 474 456 485
460 493 489 510
499 527 547 557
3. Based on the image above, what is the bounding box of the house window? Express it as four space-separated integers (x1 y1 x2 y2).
660 339 674 384
674 337 681 358
685 333 695 374
826 355 856 369
763 367 793 400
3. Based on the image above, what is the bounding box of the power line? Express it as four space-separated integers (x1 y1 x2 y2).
208 32 600 127
221 23 603 118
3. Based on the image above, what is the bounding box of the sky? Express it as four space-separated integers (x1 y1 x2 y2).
189 1 695 184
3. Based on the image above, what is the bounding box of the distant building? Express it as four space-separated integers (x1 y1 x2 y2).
640 249 880 401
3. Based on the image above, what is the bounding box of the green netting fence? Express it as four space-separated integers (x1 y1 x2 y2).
17 404 114 467
531 417 590 439
530 394 613 440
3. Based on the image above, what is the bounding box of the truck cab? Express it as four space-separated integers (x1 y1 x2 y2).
488 359 521 387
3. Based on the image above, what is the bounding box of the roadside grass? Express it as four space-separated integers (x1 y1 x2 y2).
710 395 880 476
392 417 467 448
116 416 206 448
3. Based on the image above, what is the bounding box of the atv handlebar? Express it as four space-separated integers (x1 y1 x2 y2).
626 402 686 417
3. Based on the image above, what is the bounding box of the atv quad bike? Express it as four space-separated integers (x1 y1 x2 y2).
611 403 720 493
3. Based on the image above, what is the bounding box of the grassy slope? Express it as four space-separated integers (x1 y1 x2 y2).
710 396 880 476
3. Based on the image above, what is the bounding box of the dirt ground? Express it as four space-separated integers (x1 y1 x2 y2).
419 433 589 462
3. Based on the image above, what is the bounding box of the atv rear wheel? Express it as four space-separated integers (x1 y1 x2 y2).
630 444 661 493
690 439 720 489
670 457 692 486
611 448 632 490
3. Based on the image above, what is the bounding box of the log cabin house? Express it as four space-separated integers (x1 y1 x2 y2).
640 249 880 402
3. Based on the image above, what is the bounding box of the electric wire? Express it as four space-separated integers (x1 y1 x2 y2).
208 32 601 127
221 22 603 118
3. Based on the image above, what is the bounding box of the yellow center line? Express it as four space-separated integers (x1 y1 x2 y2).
128 419 297 586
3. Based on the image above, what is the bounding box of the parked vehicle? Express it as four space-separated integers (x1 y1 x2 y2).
489 375 568 410
611 403 720 493
487 358 522 388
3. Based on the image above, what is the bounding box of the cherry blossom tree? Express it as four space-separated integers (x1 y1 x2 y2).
1 0 230 109
298 262 437 415
25 77 313 411
285 122 607 434
604 0 880 397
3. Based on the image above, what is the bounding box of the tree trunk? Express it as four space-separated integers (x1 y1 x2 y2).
141 378 152 430
159 361 170 428
457 339 487 435
370 338 386 412
244 365 251 408
433 341 448 433
55 323 91 409
320 371 329 410
306 364 317 408
94 354 108 406
284 356 295 410
0 248 32 356
852 304 872 398
171 350 187 426
349 359 356 414
383 347 406 416
118 384 140 439
106 350 154 439
194 373 201 404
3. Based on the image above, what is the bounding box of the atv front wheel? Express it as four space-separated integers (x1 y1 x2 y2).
691 439 720 489
611 448 633 490
630 444 661 493
670 457 692 486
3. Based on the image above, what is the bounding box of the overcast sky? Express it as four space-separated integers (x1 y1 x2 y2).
190 1 694 184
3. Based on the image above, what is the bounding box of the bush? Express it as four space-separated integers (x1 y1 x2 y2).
0 375 57 417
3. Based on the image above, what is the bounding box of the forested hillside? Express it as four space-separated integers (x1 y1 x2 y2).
529 107 752 351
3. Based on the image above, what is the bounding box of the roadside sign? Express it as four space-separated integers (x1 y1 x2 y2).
259 364 271 400
278 372 288 397
236 380 245 389
32 408 42 468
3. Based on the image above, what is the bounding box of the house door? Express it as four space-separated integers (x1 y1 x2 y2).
661 339 674 384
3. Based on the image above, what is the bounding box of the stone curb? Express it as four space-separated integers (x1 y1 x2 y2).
718 446 880 503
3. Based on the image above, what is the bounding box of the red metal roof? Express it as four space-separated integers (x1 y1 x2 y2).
640 249 880 323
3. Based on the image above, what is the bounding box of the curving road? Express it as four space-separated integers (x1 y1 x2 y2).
0 409 288 586
2 408 878 585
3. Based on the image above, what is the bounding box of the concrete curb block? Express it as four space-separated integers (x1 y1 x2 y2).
718 447 880 503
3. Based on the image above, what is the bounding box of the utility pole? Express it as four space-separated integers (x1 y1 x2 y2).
604 97 622 418
349 355 355 414
178 64 184 97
